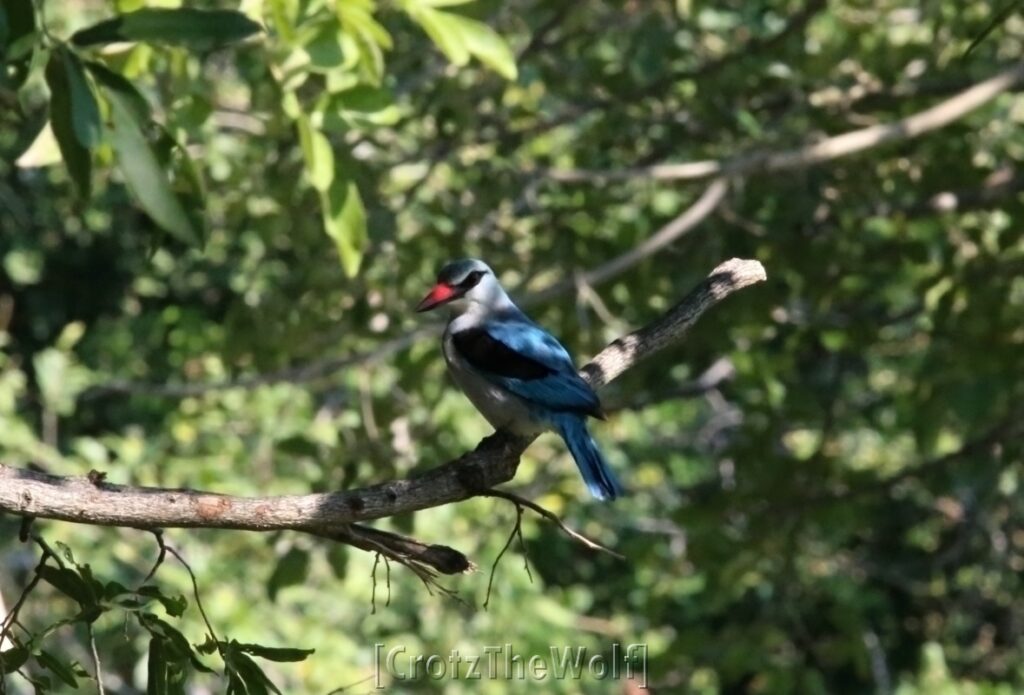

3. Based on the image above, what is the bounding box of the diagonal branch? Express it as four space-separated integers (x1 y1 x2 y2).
548 63 1024 184
523 179 729 305
0 259 766 572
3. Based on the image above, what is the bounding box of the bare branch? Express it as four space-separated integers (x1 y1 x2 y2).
0 259 766 571
483 489 624 560
548 63 1024 184
483 504 526 610
88 623 106 695
0 545 54 649
524 179 729 305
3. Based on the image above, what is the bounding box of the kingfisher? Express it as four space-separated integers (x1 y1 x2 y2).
416 258 624 500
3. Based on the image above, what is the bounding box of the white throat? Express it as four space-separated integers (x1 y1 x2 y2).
447 276 516 324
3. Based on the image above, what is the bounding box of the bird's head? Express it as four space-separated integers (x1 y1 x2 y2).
416 258 505 314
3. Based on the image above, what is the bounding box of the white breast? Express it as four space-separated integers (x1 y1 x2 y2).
442 326 543 434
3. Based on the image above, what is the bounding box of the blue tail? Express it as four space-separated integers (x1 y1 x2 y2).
553 414 625 501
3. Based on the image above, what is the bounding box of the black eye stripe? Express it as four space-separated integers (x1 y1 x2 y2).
459 270 486 289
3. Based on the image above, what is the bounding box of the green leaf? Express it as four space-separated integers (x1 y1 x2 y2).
235 642 315 662
337 0 392 49
0 646 30 674
138 614 206 669
59 48 101 147
103 580 131 600
325 85 400 128
267 0 296 43
53 541 76 565
299 20 346 72
45 49 92 198
267 546 309 600
35 650 78 688
37 565 96 608
84 60 150 123
72 9 261 49
105 82 198 244
195 637 218 656
74 564 107 603
404 5 517 79
295 115 334 192
407 5 469 66
454 15 517 80
147 637 168 695
225 649 279 695
320 177 367 277
138 585 188 617
138 613 213 675
337 0 391 83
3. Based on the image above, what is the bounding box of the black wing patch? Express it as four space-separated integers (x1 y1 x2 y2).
452 327 554 380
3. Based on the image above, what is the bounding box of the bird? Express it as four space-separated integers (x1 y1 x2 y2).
416 258 624 500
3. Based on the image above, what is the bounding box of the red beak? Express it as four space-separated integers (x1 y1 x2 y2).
416 283 458 312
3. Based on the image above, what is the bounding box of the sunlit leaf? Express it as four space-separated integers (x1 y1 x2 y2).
403 5 516 78
296 115 334 192
299 20 346 71
325 85 400 128
406 5 469 66
320 177 367 277
454 15 517 79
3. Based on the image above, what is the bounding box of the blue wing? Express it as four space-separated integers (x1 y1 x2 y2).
451 318 602 417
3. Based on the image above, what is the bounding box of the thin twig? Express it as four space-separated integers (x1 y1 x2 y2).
514 510 533 585
483 507 524 610
325 674 376 694
0 546 54 648
370 553 381 615
164 544 219 648
88 622 106 695
141 529 167 585
483 490 625 560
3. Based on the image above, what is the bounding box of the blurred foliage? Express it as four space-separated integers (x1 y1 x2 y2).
2 0 1024 692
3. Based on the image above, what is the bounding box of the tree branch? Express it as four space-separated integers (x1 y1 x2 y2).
0 259 766 573
548 63 1024 184
524 178 729 305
